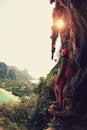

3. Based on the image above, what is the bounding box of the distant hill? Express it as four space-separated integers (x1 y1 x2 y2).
0 62 34 81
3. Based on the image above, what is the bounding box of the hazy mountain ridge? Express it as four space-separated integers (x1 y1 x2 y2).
0 61 34 80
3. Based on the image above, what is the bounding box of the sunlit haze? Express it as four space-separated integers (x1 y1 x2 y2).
0 0 61 79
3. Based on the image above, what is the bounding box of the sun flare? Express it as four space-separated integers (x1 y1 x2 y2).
56 19 65 29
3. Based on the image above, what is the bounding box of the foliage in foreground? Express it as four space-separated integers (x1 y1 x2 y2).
0 73 56 130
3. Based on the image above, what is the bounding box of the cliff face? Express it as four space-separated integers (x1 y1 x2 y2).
48 0 87 129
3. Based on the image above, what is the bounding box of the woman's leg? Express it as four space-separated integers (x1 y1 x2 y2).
54 85 59 104
58 88 62 109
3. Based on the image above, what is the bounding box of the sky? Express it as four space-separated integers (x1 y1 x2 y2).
0 0 60 79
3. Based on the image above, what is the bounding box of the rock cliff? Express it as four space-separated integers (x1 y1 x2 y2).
48 0 87 129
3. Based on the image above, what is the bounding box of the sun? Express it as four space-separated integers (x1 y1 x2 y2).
56 19 65 29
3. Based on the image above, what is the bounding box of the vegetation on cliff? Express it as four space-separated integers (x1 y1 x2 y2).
0 62 35 97
0 73 56 130
0 62 33 80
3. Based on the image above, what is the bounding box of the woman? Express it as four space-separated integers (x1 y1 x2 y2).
54 48 75 110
